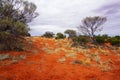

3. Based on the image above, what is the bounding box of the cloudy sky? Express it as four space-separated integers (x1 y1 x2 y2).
28 0 120 36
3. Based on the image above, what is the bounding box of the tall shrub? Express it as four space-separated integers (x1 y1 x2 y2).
0 0 38 51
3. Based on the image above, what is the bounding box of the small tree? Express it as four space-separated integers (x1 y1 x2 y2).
64 29 77 47
42 31 55 38
0 0 38 51
55 32 66 39
64 29 77 39
78 16 107 43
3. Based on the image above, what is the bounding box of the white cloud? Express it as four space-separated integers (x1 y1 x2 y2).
28 0 120 36
29 25 77 36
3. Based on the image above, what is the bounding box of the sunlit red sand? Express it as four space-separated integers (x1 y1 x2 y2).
0 37 120 80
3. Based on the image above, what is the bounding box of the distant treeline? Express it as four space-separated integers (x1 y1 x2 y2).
41 31 120 47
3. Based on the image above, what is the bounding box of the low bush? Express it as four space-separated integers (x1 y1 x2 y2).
95 35 108 44
0 17 29 51
108 36 120 46
71 35 89 47
55 32 66 39
42 31 55 38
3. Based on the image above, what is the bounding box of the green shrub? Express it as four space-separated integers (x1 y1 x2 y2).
0 17 28 51
108 36 120 46
72 36 89 47
0 0 38 51
94 34 109 44
95 35 106 44
76 36 89 45
55 32 66 39
42 31 55 38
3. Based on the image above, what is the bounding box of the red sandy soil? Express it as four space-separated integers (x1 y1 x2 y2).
0 37 120 80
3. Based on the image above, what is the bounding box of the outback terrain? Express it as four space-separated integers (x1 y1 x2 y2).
0 37 120 80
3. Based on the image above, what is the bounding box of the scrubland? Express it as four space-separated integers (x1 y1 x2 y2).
0 37 120 80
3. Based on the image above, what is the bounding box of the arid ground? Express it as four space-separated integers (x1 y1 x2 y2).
0 37 120 80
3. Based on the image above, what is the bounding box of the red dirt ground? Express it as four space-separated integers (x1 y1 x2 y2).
0 37 120 80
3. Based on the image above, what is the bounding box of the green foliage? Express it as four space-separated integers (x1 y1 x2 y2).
55 32 66 39
0 0 38 23
95 35 108 44
108 36 120 46
0 0 38 51
26 33 31 36
42 31 55 38
0 17 29 51
71 35 89 47
77 35 89 45
64 29 77 39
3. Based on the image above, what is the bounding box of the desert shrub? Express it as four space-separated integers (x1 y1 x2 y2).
95 35 108 44
42 31 55 38
108 36 120 46
77 35 89 45
0 17 29 51
71 35 89 47
0 0 38 51
26 33 31 36
55 32 66 39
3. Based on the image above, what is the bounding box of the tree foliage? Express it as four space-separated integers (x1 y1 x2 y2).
108 36 120 46
55 32 66 39
42 31 55 38
78 16 107 43
64 29 77 39
95 34 108 44
0 0 38 23
0 0 38 51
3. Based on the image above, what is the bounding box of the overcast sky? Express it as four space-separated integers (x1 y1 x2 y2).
28 0 120 36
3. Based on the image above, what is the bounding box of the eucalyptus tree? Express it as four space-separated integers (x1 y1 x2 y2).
78 16 106 43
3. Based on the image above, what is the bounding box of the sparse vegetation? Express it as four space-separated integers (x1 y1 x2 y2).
0 37 119 80
0 0 119 80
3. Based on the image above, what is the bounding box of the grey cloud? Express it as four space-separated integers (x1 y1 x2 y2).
93 1 120 36
94 1 120 16
29 0 120 36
